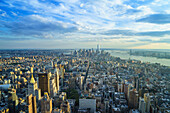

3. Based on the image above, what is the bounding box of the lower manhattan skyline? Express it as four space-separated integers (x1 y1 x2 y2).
0 0 170 49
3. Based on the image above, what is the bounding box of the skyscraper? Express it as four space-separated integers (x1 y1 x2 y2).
128 89 139 109
139 97 146 113
50 77 57 97
144 93 150 113
60 66 65 87
8 89 19 113
28 75 41 101
28 75 37 96
97 44 100 51
54 67 60 92
41 92 52 113
27 94 37 113
38 73 50 96
30 67 34 74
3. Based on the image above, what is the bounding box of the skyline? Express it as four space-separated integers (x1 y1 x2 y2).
0 0 170 49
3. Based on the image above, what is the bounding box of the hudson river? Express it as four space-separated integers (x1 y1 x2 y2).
107 50 170 67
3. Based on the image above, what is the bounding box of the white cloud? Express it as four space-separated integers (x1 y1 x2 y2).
1 0 170 49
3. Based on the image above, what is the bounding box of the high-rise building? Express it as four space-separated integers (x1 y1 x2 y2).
50 77 57 97
139 97 146 113
144 93 150 113
27 94 37 113
60 66 65 87
54 67 60 92
97 44 100 52
128 89 139 109
139 87 148 98
41 92 52 113
0 91 1 101
30 67 34 74
28 75 37 96
78 76 84 90
28 75 41 101
123 83 129 98
35 88 41 101
8 89 19 113
136 79 140 91
38 73 50 96
32 96 37 113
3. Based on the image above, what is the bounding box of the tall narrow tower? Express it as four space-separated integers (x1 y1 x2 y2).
28 74 37 96
61 66 65 87
54 67 60 92
97 44 100 51
41 93 52 113
38 73 50 96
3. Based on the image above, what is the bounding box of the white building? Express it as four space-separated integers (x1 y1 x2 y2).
28 75 41 100
139 97 146 113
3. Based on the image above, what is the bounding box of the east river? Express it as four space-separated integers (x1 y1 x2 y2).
107 50 170 67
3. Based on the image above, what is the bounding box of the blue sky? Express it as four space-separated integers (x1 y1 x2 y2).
0 0 170 49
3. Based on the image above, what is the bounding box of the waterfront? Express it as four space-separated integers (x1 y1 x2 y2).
107 50 170 66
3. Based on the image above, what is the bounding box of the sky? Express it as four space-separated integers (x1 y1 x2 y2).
0 0 170 49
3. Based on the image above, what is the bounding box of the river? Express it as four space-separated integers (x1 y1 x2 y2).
106 50 170 67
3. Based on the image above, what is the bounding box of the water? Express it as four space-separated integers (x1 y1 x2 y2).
106 50 170 66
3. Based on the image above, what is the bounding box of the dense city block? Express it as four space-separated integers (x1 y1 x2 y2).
0 48 169 113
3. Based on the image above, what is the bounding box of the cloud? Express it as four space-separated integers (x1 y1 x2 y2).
138 38 153 42
0 36 32 40
125 9 141 15
136 14 170 24
139 30 170 37
101 29 136 36
0 0 170 49
0 9 8 17
2 15 78 39
100 29 170 38
153 38 170 43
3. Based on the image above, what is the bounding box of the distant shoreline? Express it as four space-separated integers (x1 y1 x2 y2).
106 50 170 67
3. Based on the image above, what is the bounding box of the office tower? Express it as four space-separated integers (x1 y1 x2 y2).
27 94 33 113
121 81 125 92
127 84 133 99
27 94 37 113
35 88 41 101
133 76 138 89
128 89 139 109
139 87 148 98
61 66 65 87
0 91 1 101
8 89 19 113
139 97 146 113
32 96 37 113
38 73 50 96
136 79 140 91
50 77 57 97
144 93 150 113
97 44 100 52
79 76 84 90
123 83 129 98
28 75 41 101
28 75 37 96
41 92 52 113
30 67 34 74
51 60 53 68
54 67 60 92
